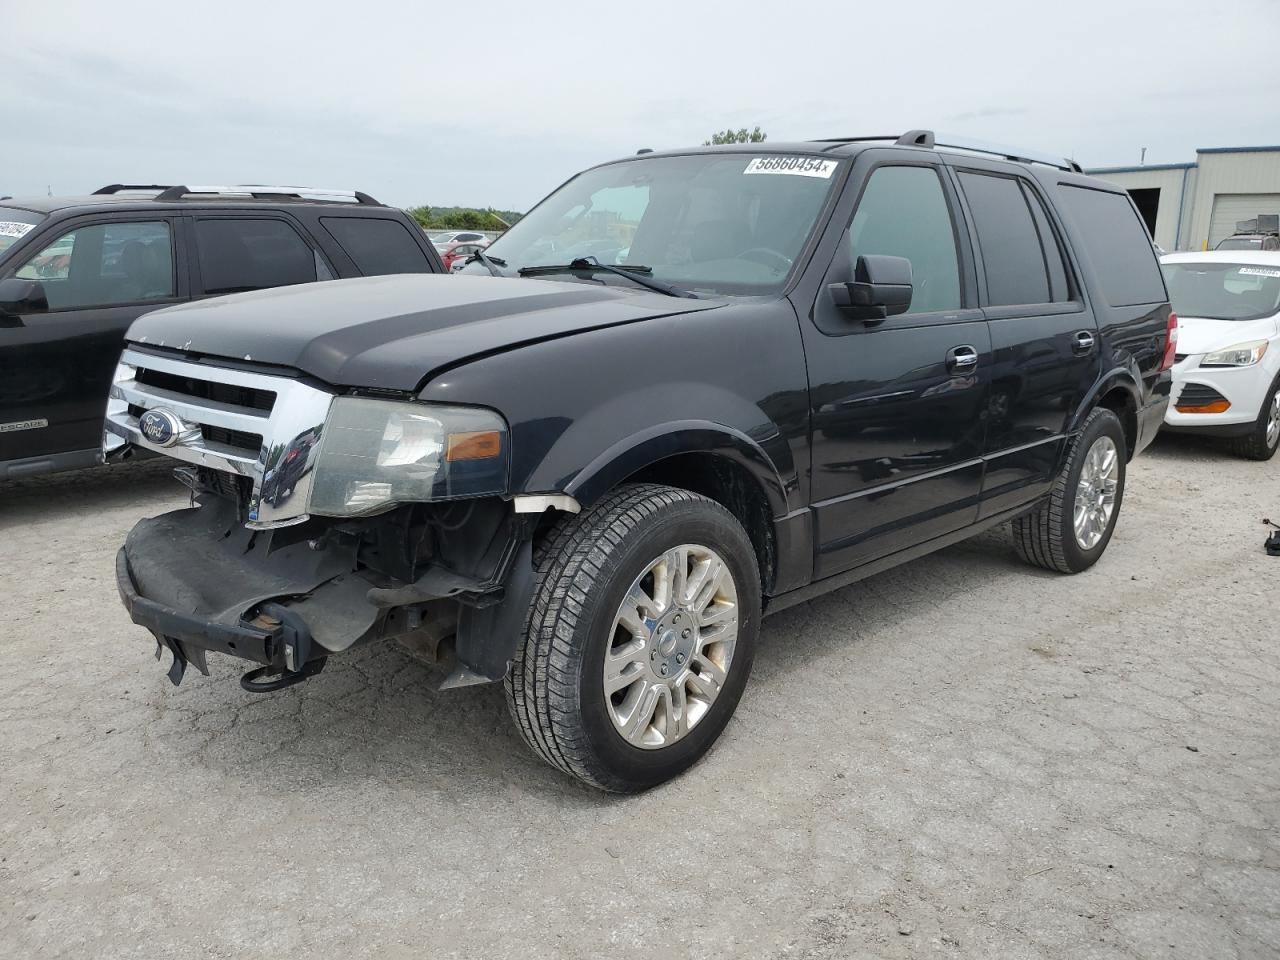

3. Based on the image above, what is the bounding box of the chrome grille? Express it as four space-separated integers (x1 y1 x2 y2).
104 348 334 529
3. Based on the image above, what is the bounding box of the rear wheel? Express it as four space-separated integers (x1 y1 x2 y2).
506 483 760 792
1012 407 1127 574
1227 375 1280 461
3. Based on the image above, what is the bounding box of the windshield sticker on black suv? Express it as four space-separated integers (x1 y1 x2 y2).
1239 266 1280 278
0 222 35 239
743 157 837 178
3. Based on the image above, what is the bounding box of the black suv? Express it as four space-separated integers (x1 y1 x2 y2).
110 132 1173 792
0 185 442 479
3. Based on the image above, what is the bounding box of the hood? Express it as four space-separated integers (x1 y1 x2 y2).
127 274 721 391
1174 314 1278 356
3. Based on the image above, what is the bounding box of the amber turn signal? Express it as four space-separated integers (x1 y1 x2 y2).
1174 400 1231 414
446 430 503 461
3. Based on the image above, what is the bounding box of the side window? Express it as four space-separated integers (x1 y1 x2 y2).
957 172 1051 307
321 217 433 275
1057 186 1167 307
848 166 961 314
13 221 173 310
1022 184 1072 302
194 218 316 295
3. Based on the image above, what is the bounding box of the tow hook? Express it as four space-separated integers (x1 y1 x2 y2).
240 658 327 693
239 602 326 693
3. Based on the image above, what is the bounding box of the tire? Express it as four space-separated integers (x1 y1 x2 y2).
1227 374 1280 461
505 483 761 792
1012 407 1127 574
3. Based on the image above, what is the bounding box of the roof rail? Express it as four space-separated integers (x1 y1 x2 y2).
93 184 177 195
150 185 382 205
814 129 1083 173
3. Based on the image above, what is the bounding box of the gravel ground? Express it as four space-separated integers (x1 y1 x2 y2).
1 437 1277 960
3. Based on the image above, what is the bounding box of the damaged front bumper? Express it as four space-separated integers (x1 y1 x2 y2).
116 494 534 690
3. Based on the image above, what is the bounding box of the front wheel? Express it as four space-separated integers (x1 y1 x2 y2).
1228 375 1280 461
1012 407 1127 574
506 483 760 792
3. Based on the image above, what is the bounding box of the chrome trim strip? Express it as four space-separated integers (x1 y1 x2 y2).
115 380 271 433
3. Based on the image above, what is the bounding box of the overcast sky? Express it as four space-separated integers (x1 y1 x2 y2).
6 0 1278 211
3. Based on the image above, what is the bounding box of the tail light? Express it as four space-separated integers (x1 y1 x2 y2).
1160 312 1179 371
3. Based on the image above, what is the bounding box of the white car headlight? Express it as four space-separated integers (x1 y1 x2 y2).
1201 340 1269 367
306 398 508 517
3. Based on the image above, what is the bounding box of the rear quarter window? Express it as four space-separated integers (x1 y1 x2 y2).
1057 185 1167 306
321 217 433 275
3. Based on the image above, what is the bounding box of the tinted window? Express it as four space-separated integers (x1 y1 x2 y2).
1023 185 1072 302
12 221 173 310
848 166 961 314
1058 186 1167 306
321 217 433 275
958 172 1050 306
195 218 316 295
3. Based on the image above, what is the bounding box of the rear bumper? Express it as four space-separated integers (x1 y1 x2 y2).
1135 392 1170 457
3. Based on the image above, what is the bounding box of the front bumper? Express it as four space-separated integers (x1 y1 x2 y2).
1164 354 1273 432
116 499 379 684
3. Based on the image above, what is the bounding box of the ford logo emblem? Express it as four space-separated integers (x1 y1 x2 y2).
139 408 184 447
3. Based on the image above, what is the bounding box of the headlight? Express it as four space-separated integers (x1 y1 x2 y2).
1201 340 1269 367
306 398 508 517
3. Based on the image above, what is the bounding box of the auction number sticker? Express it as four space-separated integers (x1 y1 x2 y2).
0 221 35 239
1240 266 1280 278
744 156 838 178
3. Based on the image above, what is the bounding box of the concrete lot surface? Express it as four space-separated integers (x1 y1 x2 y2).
1 437 1277 959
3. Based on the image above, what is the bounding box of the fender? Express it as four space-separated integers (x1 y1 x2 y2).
1073 364 1143 433
560 420 792 518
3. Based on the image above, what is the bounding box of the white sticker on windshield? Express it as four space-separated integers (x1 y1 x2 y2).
0 221 35 239
743 156 837 178
1239 266 1280 278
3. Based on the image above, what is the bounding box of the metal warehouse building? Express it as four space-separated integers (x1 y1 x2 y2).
1088 146 1280 252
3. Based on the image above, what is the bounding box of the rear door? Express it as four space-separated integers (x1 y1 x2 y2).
803 158 990 578
0 215 184 464
947 161 1100 518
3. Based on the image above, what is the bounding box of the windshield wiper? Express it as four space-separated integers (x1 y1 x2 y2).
468 250 506 275
518 256 696 298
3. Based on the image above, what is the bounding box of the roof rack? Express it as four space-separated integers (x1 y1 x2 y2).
93 184 381 205
814 129 1084 174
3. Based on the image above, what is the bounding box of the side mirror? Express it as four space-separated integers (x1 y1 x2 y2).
0 277 49 318
828 255 913 321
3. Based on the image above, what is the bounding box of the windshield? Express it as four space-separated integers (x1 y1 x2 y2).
1162 261 1280 321
0 207 43 256
1216 237 1263 250
476 153 842 296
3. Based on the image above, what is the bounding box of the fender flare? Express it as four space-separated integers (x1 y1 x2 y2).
1072 366 1143 435
559 420 792 518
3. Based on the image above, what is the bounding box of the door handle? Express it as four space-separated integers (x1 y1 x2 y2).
1073 330 1096 355
946 345 979 371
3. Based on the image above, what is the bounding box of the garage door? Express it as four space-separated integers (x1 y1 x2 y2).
1209 193 1280 247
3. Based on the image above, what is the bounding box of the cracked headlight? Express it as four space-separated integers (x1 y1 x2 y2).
1201 340 1268 367
307 398 508 517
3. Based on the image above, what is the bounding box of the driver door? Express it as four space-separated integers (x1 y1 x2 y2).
801 161 991 578
0 216 185 466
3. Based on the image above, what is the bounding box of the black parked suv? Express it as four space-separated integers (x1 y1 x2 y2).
0 185 442 479
110 132 1173 791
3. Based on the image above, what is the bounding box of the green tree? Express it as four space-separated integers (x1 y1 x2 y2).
703 126 767 146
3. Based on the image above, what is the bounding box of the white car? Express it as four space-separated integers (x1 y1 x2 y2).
1160 251 1280 459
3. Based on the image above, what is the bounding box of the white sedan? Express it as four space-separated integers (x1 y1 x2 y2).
1161 251 1280 459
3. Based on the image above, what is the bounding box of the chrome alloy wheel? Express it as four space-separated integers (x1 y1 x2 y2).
603 544 739 750
1266 388 1280 449
1074 435 1120 550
